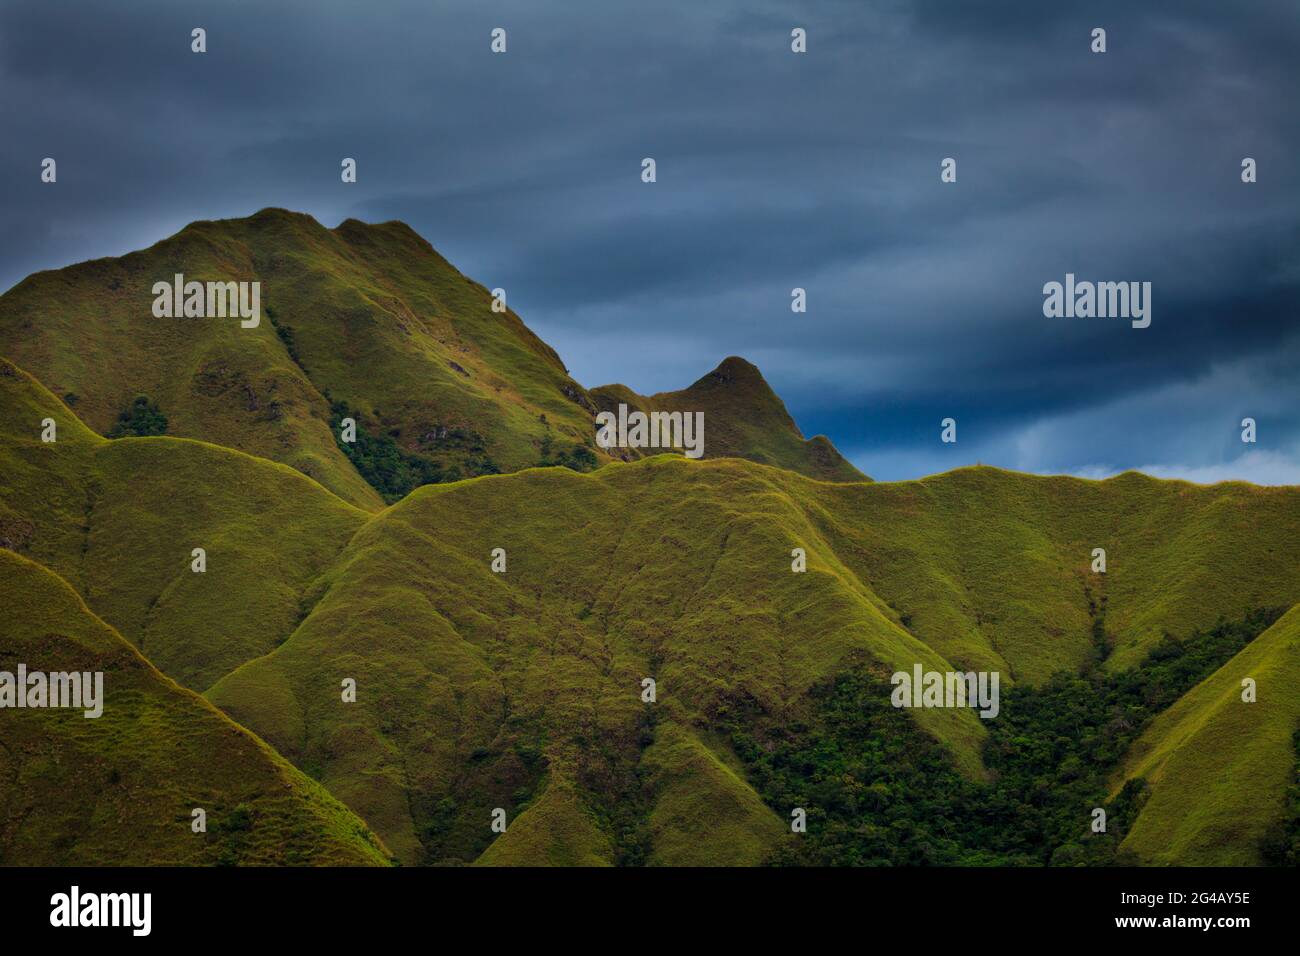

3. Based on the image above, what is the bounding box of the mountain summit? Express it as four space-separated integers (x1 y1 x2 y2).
593 356 865 482
0 210 864 506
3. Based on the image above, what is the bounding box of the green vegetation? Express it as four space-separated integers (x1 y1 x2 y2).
729 609 1281 866
0 212 1296 867
537 434 598 472
107 395 167 437
1111 604 1300 865
267 304 304 370
202 454 1300 865
0 549 390 866
1260 728 1300 865
327 399 495 503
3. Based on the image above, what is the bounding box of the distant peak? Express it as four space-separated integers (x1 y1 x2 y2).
686 356 773 393
715 355 762 377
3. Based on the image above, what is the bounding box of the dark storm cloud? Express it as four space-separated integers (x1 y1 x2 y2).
2 0 1297 481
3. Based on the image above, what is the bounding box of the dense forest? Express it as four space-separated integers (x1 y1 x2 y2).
723 607 1287 866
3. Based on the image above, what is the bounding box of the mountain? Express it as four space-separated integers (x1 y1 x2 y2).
0 548 389 865
591 356 866 482
4 347 1298 864
202 456 1299 865
1 210 1297 868
0 210 862 506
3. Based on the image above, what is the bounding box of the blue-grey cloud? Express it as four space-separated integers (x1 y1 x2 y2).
1 0 1296 483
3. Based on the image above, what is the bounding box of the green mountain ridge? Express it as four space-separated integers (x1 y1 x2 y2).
4 354 1299 864
0 209 864 506
1 211 1297 867
0 548 389 866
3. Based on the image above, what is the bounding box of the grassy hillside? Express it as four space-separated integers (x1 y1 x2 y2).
0 209 598 508
809 466 1300 683
0 211 863 504
0 356 367 691
0 549 389 865
206 458 983 864
592 356 866 482
1111 604 1300 865
4 351 1297 866
205 455 1300 864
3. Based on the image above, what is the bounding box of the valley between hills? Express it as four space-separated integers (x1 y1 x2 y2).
1 210 1296 866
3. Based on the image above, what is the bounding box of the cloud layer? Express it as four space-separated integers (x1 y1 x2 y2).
2 0 1296 482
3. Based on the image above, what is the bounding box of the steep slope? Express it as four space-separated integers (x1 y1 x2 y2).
0 212 863 503
0 356 367 691
206 458 982 864
205 456 1300 865
592 357 866 482
5 353 1299 866
0 548 389 866
1110 604 1300 865
0 208 600 507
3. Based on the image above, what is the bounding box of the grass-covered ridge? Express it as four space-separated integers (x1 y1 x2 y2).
3 350 1298 866
0 356 369 691
0 210 863 508
1111 604 1300 865
205 456 1300 865
0 549 390 866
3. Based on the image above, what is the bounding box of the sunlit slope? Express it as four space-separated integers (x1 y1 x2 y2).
473 778 617 867
0 212 382 509
0 212 867 497
0 358 103 593
205 457 1297 865
207 457 984 864
808 467 1300 683
8 352 1299 865
1109 605 1300 866
0 549 389 866
0 357 368 691
0 208 603 506
592 357 866 482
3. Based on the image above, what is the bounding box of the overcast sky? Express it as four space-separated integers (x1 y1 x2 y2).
2 0 1297 482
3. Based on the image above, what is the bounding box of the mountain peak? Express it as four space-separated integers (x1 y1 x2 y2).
593 356 867 482
689 355 766 389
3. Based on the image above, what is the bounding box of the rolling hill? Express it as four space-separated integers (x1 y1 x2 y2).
0 357 367 691
4 349 1298 864
0 548 389 866
204 456 1300 864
